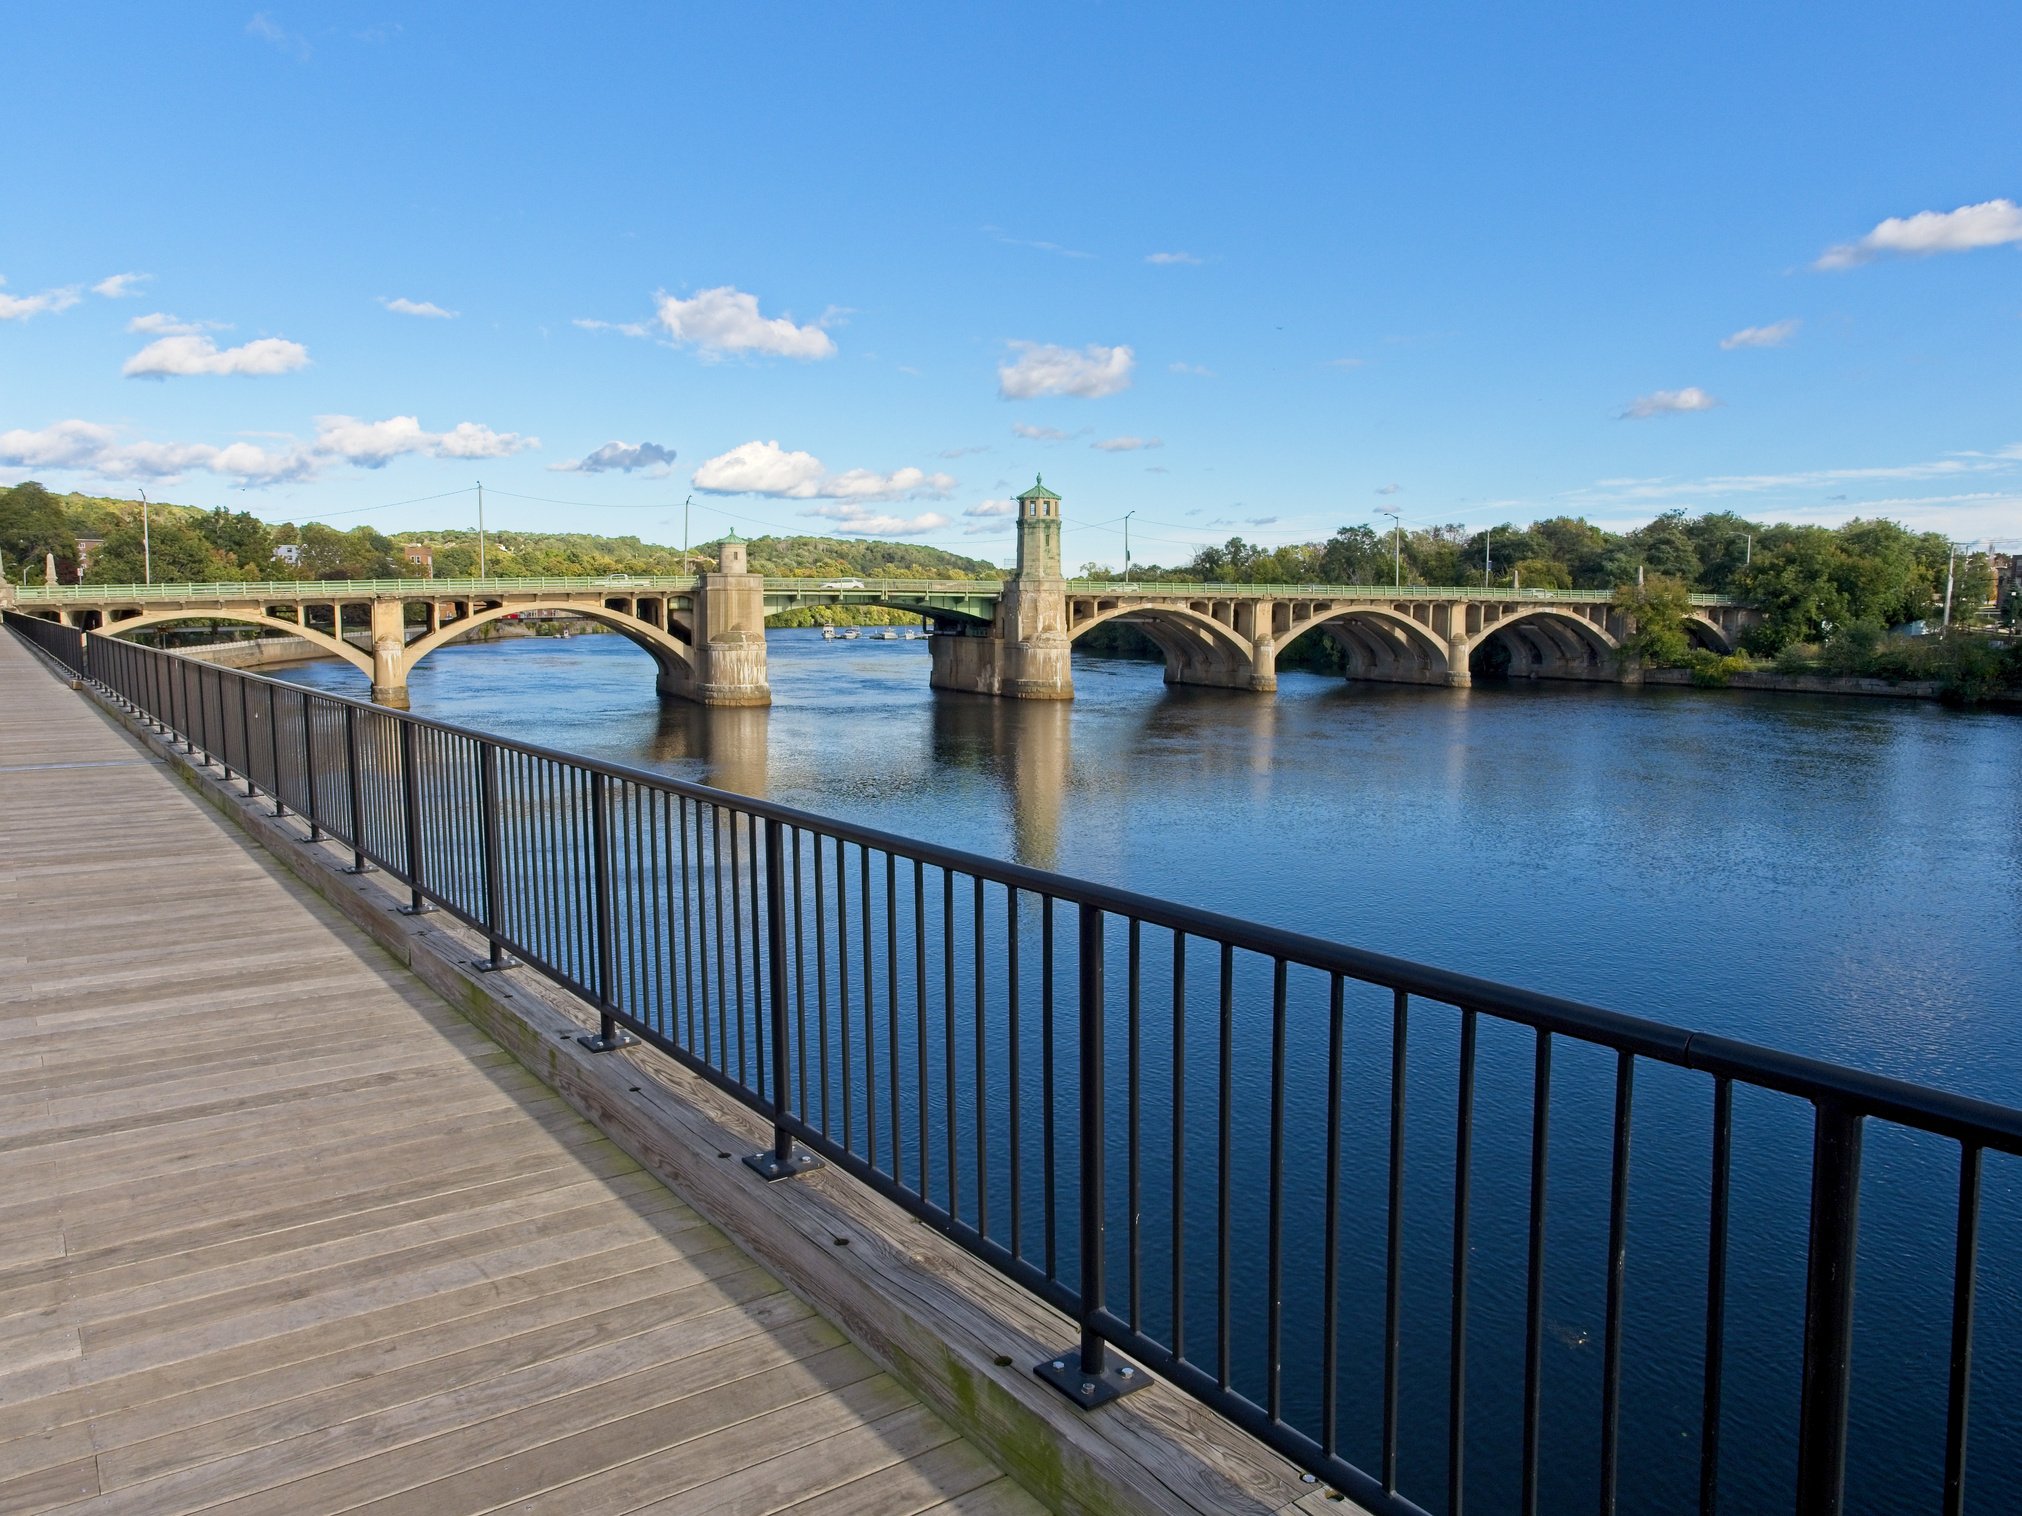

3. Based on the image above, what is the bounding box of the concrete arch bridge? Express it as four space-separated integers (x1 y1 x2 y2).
5 487 1753 706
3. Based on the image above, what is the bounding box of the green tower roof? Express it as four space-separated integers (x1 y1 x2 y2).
1016 474 1061 502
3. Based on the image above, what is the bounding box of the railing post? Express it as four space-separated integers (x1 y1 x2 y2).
341 702 375 874
396 718 435 915
238 675 258 796
1796 1101 1863 1516
1037 902 1150 1409
577 772 637 1052
266 681 286 816
745 819 822 1181
298 690 323 841
471 741 518 972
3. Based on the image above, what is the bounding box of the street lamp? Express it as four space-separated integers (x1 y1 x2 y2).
1122 511 1134 584
139 487 152 585
1378 509 1402 588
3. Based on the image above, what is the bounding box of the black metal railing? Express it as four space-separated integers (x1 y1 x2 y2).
11 610 2018 1516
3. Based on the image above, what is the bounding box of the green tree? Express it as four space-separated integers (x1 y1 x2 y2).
1735 528 1851 653
1612 574 1693 666
193 508 276 572
0 482 78 581
88 515 225 583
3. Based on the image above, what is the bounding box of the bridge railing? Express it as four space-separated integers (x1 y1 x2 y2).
9 606 2004 1516
15 573 1744 609
12 574 705 602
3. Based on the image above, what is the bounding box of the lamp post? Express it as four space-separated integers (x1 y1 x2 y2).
476 480 487 578
1379 509 1402 588
1122 511 1134 584
139 488 152 585
1483 524 1492 586
683 495 692 576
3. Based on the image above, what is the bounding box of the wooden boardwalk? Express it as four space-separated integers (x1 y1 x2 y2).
0 633 1040 1515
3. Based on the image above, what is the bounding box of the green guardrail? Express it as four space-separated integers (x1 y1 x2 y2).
12 575 1744 609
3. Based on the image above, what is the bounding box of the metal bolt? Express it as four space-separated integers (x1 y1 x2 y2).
1118 1366 1134 1378
1302 1475 1319 1484
1081 1382 1095 1396
1052 1360 1065 1370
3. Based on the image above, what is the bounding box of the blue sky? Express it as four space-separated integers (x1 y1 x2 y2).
3 2 2019 566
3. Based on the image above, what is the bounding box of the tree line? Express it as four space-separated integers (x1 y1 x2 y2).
1084 509 2009 655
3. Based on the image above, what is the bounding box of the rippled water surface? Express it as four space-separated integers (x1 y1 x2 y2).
277 629 2022 1513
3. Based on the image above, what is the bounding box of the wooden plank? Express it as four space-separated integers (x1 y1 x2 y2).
0 634 1130 1516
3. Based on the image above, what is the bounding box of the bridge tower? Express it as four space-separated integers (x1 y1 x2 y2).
930 476 1073 700
664 532 771 707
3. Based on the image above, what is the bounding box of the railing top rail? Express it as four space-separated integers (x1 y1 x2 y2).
15 574 1747 609
20 608 2007 1157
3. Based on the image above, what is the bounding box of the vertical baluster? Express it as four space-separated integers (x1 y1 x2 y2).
1700 1076 1733 1516
1520 1030 1552 1516
396 719 433 916
342 703 372 874
1795 1102 1863 1516
1449 1007 1478 1516
1383 990 1409 1492
1171 932 1188 1362
1322 974 1345 1460
1943 1143 1982 1516
1599 1053 1635 1514
577 771 635 1052
745 818 821 1181
1217 943 1234 1390
1035 903 1149 1409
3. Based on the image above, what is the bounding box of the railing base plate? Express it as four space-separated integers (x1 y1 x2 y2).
397 901 439 917
577 1030 639 1053
472 955 521 973
343 862 378 875
742 1148 825 1183
1035 1350 1153 1410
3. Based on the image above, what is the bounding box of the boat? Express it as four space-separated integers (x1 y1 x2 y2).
873 630 900 640
821 626 839 640
839 628 862 640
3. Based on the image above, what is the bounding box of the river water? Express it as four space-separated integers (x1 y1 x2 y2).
277 629 2022 1514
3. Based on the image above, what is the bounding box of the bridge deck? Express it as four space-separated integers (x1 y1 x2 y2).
0 633 1037 1515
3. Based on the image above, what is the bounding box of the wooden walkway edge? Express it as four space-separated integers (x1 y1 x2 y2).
0 633 1043 1516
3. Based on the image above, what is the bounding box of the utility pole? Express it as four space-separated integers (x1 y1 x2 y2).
1380 509 1401 588
476 481 487 577
1123 511 1134 583
1943 542 1957 630
683 495 692 575
139 488 153 585
1745 532 1752 567
1483 525 1492 586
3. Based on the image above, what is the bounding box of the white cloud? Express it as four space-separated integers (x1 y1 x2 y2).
1145 251 1202 266
1325 357 1368 370
962 522 1010 536
1375 483 1401 495
938 444 990 459
986 227 1095 260
1816 199 2022 270
1168 361 1214 376
0 411 534 486
0 277 82 321
654 286 836 360
313 414 537 467
1012 423 1076 442
551 440 677 475
998 342 1134 400
965 499 1017 517
1621 387 1720 420
246 12 310 59
91 272 151 298
692 439 954 502
573 317 651 338
1092 436 1163 452
0 420 310 483
123 333 310 378
380 296 458 319
127 311 226 336
692 440 827 496
804 503 953 537
1721 319 1800 350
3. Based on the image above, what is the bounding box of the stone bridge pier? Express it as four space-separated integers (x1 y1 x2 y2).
928 479 1074 700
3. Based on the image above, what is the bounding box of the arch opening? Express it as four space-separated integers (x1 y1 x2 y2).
401 601 699 686
1467 609 1618 682
1276 608 1452 686
99 608 374 681
1069 603 1258 690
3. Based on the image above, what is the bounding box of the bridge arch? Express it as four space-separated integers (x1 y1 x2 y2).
401 601 699 685
1465 607 1621 680
1275 606 1453 686
1683 613 1734 654
98 607 375 680
1068 602 1262 690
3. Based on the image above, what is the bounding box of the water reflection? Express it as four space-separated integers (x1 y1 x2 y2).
641 700 771 798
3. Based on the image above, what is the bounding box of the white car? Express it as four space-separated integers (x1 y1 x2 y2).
821 578 866 590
